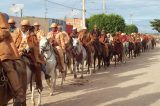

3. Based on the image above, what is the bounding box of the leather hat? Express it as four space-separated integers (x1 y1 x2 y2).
21 19 30 26
50 23 57 28
8 18 16 24
0 13 9 29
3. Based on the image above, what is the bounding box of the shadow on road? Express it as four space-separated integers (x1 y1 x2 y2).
41 47 160 106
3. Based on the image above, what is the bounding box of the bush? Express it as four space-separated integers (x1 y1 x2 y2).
87 14 126 34
125 24 138 34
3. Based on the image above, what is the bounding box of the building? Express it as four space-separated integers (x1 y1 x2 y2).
10 16 66 34
65 18 82 30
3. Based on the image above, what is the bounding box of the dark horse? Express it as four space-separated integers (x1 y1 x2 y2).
151 38 156 49
134 42 141 57
0 62 27 106
92 40 106 70
128 42 135 58
112 41 123 66
142 39 147 52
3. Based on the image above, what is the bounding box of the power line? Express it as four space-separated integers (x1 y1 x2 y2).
46 0 82 11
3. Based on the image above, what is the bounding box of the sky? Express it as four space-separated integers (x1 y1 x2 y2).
1 0 160 33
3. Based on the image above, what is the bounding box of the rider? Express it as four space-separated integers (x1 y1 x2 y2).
91 25 102 54
13 19 43 91
0 13 26 106
47 23 64 72
8 18 17 42
33 22 51 79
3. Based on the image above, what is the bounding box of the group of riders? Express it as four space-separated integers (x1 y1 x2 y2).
0 12 156 106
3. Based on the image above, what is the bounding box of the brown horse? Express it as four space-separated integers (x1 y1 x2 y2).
78 31 95 74
0 60 28 106
112 41 123 66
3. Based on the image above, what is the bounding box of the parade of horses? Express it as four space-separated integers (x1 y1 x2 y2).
0 0 160 106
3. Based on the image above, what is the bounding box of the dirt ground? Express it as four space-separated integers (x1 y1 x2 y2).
9 46 160 106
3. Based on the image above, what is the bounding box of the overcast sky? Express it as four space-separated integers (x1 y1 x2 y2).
1 0 160 33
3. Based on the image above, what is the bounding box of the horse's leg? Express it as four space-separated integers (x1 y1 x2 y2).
73 60 77 79
61 72 65 88
37 89 41 106
80 62 84 79
50 68 57 96
93 55 96 73
115 55 116 66
31 84 36 105
98 55 101 69
21 100 27 106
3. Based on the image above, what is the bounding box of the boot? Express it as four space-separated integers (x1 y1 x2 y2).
35 63 43 91
13 102 21 106
45 74 51 80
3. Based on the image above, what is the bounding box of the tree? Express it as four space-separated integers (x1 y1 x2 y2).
87 14 126 34
125 24 138 34
150 19 160 33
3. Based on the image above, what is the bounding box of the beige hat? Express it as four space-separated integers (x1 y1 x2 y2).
8 18 16 24
121 33 126 36
73 27 77 30
50 23 57 28
83 26 87 30
21 19 30 26
33 22 40 26
0 13 9 28
94 25 97 28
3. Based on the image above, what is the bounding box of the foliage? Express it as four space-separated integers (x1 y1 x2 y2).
125 24 138 34
150 19 160 33
87 14 126 33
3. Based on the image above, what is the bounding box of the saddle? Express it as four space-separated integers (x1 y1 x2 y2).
0 63 17 104
0 66 8 87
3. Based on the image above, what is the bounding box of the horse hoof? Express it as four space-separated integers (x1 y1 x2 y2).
80 76 84 79
50 93 54 96
74 74 77 79
38 103 41 106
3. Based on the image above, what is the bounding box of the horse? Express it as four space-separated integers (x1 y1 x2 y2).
21 52 42 106
151 38 156 49
134 42 141 57
0 59 31 106
112 41 123 66
122 41 129 63
39 36 65 96
128 41 135 58
142 39 147 52
71 37 87 78
146 39 152 51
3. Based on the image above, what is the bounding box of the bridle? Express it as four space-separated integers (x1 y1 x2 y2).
41 40 54 60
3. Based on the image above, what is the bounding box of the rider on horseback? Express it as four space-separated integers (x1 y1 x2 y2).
47 23 65 72
91 25 102 55
0 13 27 106
33 22 51 79
12 19 43 91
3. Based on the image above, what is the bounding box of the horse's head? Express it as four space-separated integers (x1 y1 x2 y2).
72 37 82 55
39 36 50 54
72 37 80 48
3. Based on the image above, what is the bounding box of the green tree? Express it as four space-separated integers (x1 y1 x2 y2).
125 24 138 34
87 14 126 33
150 19 160 33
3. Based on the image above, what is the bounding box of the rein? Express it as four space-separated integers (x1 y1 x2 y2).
42 43 53 60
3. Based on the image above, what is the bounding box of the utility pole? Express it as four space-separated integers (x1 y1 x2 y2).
103 0 106 14
130 14 133 24
44 0 48 34
82 0 86 28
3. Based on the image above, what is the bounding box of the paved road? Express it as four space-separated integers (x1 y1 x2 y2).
10 46 160 106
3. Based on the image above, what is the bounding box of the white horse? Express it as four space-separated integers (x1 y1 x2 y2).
147 39 152 51
72 37 87 78
21 55 42 106
39 36 65 96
